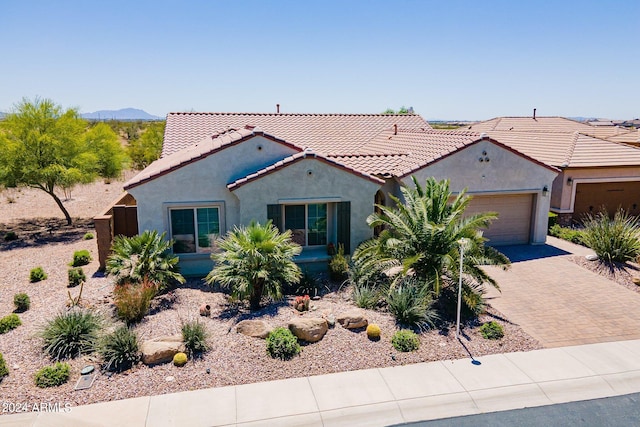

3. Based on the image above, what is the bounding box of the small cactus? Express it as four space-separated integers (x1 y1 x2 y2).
366 324 381 340
173 352 188 367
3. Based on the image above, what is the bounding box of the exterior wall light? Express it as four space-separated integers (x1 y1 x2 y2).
542 186 549 197
566 177 573 185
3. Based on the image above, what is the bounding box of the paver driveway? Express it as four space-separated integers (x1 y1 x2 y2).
483 236 640 347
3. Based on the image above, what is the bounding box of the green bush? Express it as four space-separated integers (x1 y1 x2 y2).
13 293 30 312
34 362 70 388
549 224 585 245
352 283 380 309
479 321 504 340
182 320 209 357
98 326 140 372
0 353 8 379
386 280 438 330
71 250 92 267
83 232 94 240
113 280 157 324
391 329 420 352
581 209 640 263
30 266 47 282
4 231 18 241
0 314 22 334
41 309 102 360
266 327 301 360
329 244 350 281
548 212 558 229
68 267 86 287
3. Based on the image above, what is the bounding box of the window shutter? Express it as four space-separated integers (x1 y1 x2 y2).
267 204 282 231
336 201 351 253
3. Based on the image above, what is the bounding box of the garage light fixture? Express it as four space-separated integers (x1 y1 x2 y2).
566 177 573 186
542 186 549 197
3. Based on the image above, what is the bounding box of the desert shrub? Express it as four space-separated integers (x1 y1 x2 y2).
34 362 70 388
548 212 558 229
68 267 86 288
391 329 420 352
4 231 18 241
71 249 92 267
0 353 8 379
41 309 102 360
113 279 157 324
83 232 94 240
182 320 209 356
13 293 30 312
479 321 504 340
366 324 381 340
352 283 380 309
386 281 438 330
294 270 321 297
0 314 22 334
266 327 300 360
549 224 585 245
29 266 47 282
98 326 140 372
329 244 350 281
173 352 188 366
581 209 640 263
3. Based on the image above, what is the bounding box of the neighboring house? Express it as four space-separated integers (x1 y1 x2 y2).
467 116 640 225
95 113 558 276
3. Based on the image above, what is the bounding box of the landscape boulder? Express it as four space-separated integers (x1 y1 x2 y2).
141 335 185 365
236 319 273 339
337 310 368 329
288 317 328 342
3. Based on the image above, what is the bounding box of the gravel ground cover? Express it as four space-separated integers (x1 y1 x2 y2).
0 177 542 412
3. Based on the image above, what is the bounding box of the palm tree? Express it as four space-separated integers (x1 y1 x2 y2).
106 230 185 288
353 176 510 317
206 221 302 310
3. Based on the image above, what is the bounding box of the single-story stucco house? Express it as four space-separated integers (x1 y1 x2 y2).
467 116 640 225
95 113 558 276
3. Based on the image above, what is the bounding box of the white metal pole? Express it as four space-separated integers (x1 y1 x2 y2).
456 239 465 340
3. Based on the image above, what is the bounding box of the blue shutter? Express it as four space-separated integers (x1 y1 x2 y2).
336 202 351 253
267 204 282 231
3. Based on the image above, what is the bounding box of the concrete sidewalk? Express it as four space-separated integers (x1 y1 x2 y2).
4 339 640 427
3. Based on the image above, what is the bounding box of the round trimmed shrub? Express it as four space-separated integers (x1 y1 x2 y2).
173 352 188 367
99 326 140 372
479 321 504 340
266 327 301 360
41 309 102 360
391 329 420 352
83 232 94 240
30 266 47 282
0 314 22 334
366 324 381 340
4 231 18 241
13 293 30 312
0 352 8 379
68 267 86 288
34 362 70 388
71 250 92 267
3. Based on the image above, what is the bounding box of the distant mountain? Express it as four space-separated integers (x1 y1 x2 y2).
81 108 162 121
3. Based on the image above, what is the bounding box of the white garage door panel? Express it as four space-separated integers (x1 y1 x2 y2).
465 194 533 245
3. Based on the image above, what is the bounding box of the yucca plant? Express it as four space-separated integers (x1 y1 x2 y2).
41 309 102 360
352 283 380 309
581 208 640 263
206 221 302 310
386 278 439 330
106 230 185 289
98 326 140 372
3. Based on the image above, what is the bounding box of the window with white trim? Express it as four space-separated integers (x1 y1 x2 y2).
283 203 328 247
169 206 221 254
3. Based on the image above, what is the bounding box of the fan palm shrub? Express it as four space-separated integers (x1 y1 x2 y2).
106 230 185 289
353 177 510 321
581 208 640 263
206 221 301 310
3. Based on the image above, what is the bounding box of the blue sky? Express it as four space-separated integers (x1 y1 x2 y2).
1 0 638 120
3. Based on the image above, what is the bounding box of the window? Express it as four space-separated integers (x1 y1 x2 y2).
170 207 220 254
282 203 327 247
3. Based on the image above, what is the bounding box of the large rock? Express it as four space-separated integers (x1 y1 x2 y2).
236 319 273 339
141 335 185 365
288 317 328 343
337 310 368 329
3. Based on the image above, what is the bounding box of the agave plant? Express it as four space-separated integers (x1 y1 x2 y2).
581 208 640 263
106 230 185 289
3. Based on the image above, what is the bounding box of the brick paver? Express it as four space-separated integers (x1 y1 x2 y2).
483 237 640 347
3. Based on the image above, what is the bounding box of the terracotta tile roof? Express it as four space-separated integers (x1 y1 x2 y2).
483 130 640 168
162 112 431 157
227 149 385 191
327 154 409 176
124 127 302 190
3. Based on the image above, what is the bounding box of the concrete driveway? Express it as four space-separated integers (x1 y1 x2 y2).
483 236 640 348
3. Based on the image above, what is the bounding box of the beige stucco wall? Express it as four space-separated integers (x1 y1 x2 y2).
126 135 299 275
401 140 558 244
551 167 640 213
232 157 382 251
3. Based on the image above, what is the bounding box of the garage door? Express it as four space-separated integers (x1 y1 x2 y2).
574 181 640 220
465 194 533 245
